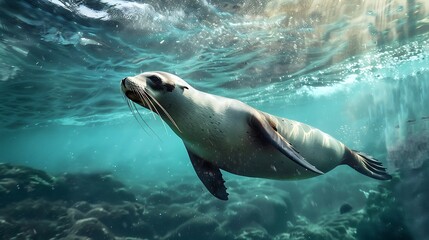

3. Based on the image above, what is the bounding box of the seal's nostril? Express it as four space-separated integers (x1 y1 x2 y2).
121 78 127 88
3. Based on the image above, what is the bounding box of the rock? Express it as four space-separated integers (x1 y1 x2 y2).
293 226 333 240
164 216 220 240
0 199 70 239
127 221 155 239
146 191 172 205
0 164 150 239
73 201 92 213
196 198 228 214
225 194 293 235
276 212 363 240
396 159 429 240
145 204 200 235
1 198 67 221
69 217 115 240
356 176 413 240
86 206 111 219
0 164 136 205
0 218 17 239
54 172 136 203
224 202 262 232
0 163 56 205
340 204 353 214
56 208 85 233
235 228 271 240
248 194 293 234
0 163 53 184
80 201 152 238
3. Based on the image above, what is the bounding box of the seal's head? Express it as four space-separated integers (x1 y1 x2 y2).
121 71 190 132
121 71 189 109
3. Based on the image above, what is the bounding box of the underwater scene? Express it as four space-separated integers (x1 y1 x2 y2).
1 0 429 239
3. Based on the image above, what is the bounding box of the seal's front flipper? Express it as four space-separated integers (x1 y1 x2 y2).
185 145 229 200
249 114 324 175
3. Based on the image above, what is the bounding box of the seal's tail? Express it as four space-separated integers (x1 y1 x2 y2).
342 148 392 180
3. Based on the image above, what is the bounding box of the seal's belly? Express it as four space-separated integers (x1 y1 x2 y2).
213 142 330 179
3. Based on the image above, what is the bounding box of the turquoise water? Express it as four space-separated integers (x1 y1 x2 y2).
1 0 429 239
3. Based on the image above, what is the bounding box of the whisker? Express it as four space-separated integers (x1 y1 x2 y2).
132 101 162 141
141 90 170 134
130 86 166 138
122 92 160 140
123 94 150 135
144 91 182 133
139 91 158 121
131 85 157 121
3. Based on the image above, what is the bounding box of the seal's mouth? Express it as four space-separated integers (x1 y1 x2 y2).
124 90 142 105
121 78 147 107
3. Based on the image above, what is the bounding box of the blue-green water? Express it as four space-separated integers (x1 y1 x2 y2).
1 0 429 239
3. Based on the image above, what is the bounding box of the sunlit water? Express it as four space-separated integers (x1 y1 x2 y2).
0 0 429 239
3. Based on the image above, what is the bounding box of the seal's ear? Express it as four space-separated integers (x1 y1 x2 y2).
176 84 189 91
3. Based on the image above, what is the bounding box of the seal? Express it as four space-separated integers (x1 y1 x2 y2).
121 71 392 200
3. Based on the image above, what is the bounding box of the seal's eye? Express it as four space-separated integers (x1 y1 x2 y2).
147 75 162 85
147 74 175 92
147 75 164 91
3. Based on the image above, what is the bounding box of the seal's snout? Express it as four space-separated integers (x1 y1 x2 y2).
121 76 145 92
121 78 127 88
121 77 129 92
121 77 134 99
121 76 147 106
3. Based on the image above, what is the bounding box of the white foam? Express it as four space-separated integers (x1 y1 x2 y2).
297 74 358 98
47 0 67 9
76 5 109 20
100 0 185 30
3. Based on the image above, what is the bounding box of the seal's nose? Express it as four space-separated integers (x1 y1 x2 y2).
121 78 127 88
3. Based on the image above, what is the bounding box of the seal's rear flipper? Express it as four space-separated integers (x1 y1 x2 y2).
249 114 324 175
343 148 392 180
185 145 229 200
